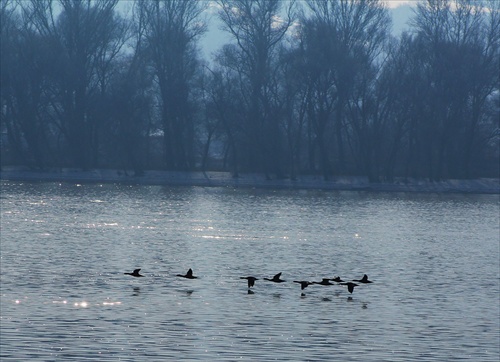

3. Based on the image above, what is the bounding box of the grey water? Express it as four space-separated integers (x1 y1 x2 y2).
0 181 498 361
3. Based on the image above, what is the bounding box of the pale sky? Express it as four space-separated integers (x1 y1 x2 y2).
384 0 416 9
201 1 417 59
115 0 417 60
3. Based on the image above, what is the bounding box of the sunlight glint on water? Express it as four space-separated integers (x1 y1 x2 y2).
1 182 499 361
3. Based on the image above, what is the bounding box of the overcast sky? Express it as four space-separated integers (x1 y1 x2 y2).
199 1 416 59
116 0 416 60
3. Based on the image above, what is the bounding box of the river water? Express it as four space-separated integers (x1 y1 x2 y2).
1 181 498 361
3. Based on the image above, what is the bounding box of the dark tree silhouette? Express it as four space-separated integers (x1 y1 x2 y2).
137 0 207 170
216 0 296 178
0 0 498 181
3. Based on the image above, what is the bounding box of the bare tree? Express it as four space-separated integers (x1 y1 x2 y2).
1 0 61 168
275 45 309 180
216 0 296 178
2 0 497 179
406 0 500 179
203 63 244 177
54 0 127 169
137 0 207 170
300 0 391 179
109 61 154 175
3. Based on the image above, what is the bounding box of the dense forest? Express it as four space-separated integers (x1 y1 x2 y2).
1 0 499 181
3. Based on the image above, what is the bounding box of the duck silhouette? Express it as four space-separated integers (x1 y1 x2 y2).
353 274 373 283
177 268 197 279
314 278 334 286
124 268 144 277
293 280 312 290
240 276 258 288
330 276 344 283
264 272 286 283
341 282 359 294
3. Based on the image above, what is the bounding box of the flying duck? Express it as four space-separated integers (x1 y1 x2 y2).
330 276 344 283
124 268 144 277
293 281 312 290
240 276 258 288
353 274 373 283
314 278 334 286
177 268 197 279
341 282 359 294
264 272 286 283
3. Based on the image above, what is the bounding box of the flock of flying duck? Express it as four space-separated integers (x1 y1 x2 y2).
124 268 373 296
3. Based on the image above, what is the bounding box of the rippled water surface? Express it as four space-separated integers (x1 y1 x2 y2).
1 181 499 361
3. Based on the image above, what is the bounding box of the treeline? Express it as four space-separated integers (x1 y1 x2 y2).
1 0 499 181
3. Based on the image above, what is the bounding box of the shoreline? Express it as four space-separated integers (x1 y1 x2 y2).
1 166 499 194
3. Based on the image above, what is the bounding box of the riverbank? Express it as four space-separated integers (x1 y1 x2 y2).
0 166 498 194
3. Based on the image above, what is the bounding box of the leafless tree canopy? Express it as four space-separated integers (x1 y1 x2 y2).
1 0 498 180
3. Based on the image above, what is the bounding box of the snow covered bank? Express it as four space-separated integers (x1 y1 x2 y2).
1 167 498 194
